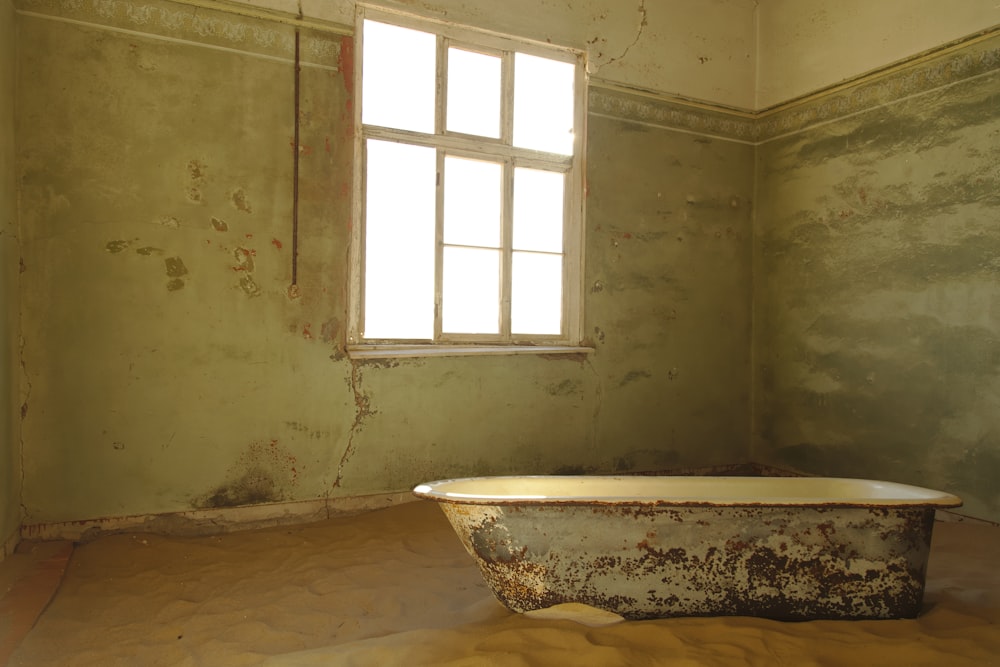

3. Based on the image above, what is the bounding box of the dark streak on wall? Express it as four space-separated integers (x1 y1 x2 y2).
754 64 1000 520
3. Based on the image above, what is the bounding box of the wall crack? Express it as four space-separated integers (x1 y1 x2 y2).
597 0 647 72
17 331 30 523
333 360 376 489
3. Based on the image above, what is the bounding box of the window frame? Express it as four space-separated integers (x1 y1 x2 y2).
347 4 588 355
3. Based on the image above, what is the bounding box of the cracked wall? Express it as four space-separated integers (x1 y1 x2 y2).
13 0 753 525
9 0 999 529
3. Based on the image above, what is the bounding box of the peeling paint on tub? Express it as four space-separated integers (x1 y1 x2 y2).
436 496 942 620
211 216 228 232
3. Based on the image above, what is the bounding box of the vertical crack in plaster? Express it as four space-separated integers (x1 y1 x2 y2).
599 0 648 71
333 360 374 489
17 332 30 522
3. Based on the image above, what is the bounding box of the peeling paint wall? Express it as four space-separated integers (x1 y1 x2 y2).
13 0 752 525
753 35 1000 522
0 0 22 554
756 0 1000 109
239 0 759 110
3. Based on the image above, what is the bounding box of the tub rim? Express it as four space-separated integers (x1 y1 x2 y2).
412 475 963 509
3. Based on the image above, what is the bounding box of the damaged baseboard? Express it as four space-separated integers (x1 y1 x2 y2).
1 527 20 564
20 491 419 542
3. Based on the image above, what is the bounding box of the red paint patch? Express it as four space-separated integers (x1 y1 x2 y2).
325 136 331 154
272 238 283 249
245 233 253 239
338 36 355 96
302 323 313 340
623 232 632 239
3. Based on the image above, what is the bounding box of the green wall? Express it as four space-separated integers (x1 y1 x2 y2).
1 0 22 553
14 0 753 525
10 0 998 530
754 38 1000 521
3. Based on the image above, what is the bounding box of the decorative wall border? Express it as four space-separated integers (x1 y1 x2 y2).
589 83 757 143
15 1 998 140
590 27 1000 145
756 27 1000 142
16 0 345 68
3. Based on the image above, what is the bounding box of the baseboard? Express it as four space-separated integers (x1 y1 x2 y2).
1 527 19 563
20 491 419 542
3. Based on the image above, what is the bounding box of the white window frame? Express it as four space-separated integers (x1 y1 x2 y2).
347 5 589 358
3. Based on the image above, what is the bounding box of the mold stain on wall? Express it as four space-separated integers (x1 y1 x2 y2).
198 439 300 509
754 62 1000 519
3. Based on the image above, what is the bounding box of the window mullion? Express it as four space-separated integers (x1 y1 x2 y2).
434 153 445 341
498 51 515 341
436 34 447 135
433 37 446 341
500 50 514 146
500 159 513 341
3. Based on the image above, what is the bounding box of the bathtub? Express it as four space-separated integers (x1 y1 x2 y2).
412 475 962 620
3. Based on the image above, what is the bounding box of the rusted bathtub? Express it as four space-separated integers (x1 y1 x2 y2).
412 475 962 620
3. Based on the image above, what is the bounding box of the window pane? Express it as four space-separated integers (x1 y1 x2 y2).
447 48 501 138
444 156 502 248
443 247 500 334
364 140 436 339
513 53 574 155
362 20 435 133
513 167 564 253
512 252 562 335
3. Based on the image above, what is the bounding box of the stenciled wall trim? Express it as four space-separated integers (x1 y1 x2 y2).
15 0 998 140
16 0 346 69
589 82 758 144
756 27 1000 142
590 26 1000 145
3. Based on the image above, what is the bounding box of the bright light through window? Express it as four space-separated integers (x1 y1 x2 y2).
354 10 582 347
362 21 435 133
447 48 502 138
513 53 575 156
363 139 435 339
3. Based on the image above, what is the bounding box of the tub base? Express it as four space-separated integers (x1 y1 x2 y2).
440 503 936 621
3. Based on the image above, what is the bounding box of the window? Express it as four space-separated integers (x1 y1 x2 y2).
348 7 586 354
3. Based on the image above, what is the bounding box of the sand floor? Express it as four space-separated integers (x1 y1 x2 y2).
5 500 1000 666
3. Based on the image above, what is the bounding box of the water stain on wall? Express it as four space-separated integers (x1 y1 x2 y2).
197 439 299 509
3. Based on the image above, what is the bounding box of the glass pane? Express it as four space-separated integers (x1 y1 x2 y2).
513 167 564 253
362 20 435 133
443 247 500 334
512 252 562 335
513 53 575 155
447 48 501 138
364 139 436 339
444 156 502 248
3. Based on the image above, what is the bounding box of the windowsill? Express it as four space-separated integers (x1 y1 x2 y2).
346 344 595 360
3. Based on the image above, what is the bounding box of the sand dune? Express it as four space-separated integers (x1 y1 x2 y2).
8 501 1000 666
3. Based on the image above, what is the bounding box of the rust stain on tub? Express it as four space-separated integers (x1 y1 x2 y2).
418 476 959 621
